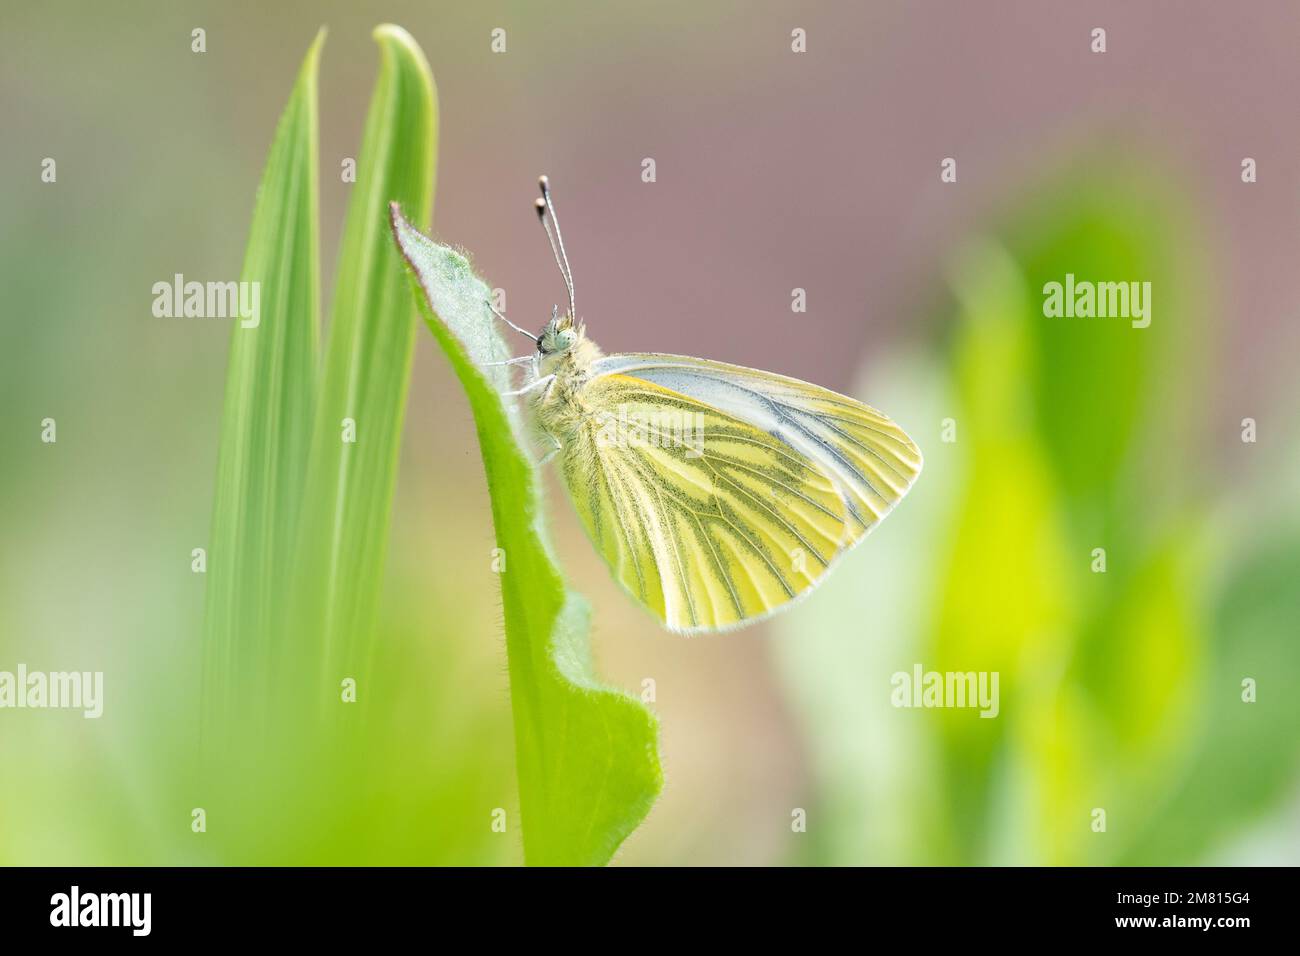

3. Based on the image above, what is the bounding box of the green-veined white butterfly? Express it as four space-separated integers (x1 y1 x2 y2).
490 177 922 634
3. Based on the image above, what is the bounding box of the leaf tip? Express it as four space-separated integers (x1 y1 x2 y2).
302 25 328 71
372 22 414 45
372 23 436 109
372 24 430 75
389 202 419 265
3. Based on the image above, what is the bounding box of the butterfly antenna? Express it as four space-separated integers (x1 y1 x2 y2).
536 175 576 318
485 299 538 345
533 199 572 315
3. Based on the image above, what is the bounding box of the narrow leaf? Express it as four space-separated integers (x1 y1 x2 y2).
203 29 323 731
390 207 663 865
292 24 437 695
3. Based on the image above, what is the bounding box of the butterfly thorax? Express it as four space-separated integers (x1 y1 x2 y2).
531 318 603 444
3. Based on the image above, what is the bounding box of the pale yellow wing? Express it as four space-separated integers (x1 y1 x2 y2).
559 355 921 633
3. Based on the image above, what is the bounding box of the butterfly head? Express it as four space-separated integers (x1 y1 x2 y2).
538 307 581 355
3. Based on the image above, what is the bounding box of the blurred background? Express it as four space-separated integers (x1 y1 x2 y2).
3 0 1299 865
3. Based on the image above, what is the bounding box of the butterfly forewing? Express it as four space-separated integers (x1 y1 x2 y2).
558 355 920 633
591 354 923 539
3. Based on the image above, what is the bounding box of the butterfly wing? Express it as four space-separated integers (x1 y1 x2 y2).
559 353 921 633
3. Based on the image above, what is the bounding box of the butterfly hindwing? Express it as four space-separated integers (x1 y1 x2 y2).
558 356 920 633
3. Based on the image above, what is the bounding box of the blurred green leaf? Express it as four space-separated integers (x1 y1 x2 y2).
1119 529 1300 864
1003 161 1205 539
993 164 1210 864
290 24 437 700
391 207 663 866
923 171 1212 865
931 243 1077 864
929 236 1207 865
203 28 323 731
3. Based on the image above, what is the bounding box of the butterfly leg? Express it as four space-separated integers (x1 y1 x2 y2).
484 354 542 397
483 355 536 368
501 373 555 398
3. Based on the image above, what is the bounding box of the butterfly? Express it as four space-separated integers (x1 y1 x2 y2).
487 177 922 634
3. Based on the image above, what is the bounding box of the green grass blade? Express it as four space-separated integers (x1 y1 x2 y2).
203 29 323 730
293 24 437 694
390 207 663 865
